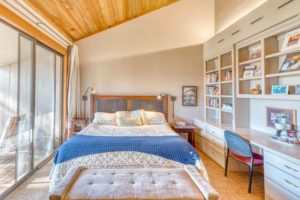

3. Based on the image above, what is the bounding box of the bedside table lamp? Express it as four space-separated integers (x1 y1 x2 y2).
82 87 96 119
157 93 177 118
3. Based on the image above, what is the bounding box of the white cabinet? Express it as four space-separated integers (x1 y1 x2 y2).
264 151 300 199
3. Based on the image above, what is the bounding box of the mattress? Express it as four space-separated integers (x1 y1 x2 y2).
50 124 209 191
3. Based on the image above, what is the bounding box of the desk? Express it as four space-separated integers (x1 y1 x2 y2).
193 118 300 199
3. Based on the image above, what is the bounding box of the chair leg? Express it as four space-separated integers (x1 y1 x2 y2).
225 149 229 177
248 166 254 193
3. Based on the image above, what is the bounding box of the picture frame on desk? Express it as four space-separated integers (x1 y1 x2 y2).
266 107 297 129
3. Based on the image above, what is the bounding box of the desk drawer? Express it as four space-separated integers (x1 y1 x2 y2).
265 163 300 197
264 151 300 179
206 134 224 150
206 126 224 140
265 178 300 200
206 141 225 168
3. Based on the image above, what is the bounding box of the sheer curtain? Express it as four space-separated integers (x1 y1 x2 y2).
67 45 81 138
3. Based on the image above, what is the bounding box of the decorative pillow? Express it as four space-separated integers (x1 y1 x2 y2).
93 112 117 125
115 110 145 126
144 111 167 125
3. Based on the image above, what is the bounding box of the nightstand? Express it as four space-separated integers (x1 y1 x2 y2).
172 124 196 147
68 118 89 137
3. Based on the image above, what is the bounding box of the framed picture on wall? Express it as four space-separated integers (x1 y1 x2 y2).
182 86 197 106
266 107 297 129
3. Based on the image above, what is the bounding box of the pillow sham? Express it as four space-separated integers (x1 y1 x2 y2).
115 110 145 126
93 112 117 125
144 111 167 125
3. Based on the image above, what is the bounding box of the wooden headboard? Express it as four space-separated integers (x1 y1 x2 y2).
90 95 168 121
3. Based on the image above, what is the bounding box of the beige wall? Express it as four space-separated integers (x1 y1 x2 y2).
76 0 215 122
215 0 267 33
79 45 204 122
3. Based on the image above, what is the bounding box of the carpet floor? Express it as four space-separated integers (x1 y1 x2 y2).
4 151 264 200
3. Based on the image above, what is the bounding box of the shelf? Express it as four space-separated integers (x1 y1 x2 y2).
206 82 219 86
237 94 300 101
206 95 220 98
206 69 219 74
238 58 261 66
239 76 262 81
265 47 300 59
221 95 233 98
221 80 232 84
206 107 220 111
221 65 232 70
265 70 300 78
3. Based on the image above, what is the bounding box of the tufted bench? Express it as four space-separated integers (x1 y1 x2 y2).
49 166 219 200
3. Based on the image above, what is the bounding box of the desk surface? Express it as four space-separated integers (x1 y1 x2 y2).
196 118 300 164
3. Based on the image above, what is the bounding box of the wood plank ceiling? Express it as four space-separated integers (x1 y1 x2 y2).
24 0 179 42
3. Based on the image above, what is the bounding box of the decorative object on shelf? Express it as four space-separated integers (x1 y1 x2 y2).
266 107 296 130
249 84 262 94
182 86 197 106
222 103 233 112
271 85 289 95
280 52 300 72
281 28 300 51
248 46 261 60
82 87 96 119
206 97 219 108
243 65 255 78
223 69 232 81
207 86 219 95
206 73 219 83
296 84 300 95
254 66 262 77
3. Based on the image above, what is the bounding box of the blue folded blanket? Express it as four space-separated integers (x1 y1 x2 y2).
54 135 199 165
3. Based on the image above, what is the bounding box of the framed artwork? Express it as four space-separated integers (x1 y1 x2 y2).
271 85 289 95
281 28 300 51
280 52 300 72
182 86 197 106
249 46 261 60
266 107 297 129
243 70 254 78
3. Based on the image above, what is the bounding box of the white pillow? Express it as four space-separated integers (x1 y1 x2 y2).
93 112 117 125
144 111 167 125
115 110 145 126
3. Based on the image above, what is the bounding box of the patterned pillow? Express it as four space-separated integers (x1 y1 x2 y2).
93 112 117 125
144 111 167 125
116 110 145 126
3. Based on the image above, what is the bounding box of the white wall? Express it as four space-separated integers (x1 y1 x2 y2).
215 0 267 33
76 0 215 121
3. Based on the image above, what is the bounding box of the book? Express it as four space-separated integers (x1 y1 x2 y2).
281 28 300 51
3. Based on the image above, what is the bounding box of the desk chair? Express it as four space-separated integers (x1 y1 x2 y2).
224 130 264 193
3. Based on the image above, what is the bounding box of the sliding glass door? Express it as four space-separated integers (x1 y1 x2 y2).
34 45 55 166
16 35 34 179
0 21 64 198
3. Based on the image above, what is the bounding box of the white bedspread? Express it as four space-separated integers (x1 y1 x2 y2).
50 124 209 191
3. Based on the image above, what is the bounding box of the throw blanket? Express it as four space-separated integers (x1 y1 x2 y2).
54 135 199 165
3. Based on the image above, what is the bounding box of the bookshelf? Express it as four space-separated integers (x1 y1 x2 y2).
236 24 300 100
205 50 235 127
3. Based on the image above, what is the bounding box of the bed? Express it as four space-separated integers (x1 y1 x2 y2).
50 95 210 192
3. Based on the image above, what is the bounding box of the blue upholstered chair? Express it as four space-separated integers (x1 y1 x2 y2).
224 130 263 193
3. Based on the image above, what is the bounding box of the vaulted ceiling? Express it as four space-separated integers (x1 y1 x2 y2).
24 0 179 42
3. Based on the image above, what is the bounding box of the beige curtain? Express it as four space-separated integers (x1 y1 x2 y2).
67 45 81 138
